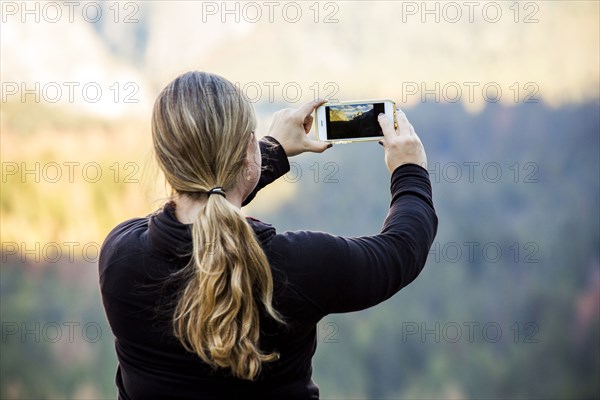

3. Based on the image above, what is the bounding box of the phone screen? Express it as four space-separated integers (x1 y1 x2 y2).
325 102 385 140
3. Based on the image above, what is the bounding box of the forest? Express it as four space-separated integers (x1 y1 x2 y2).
2 99 598 399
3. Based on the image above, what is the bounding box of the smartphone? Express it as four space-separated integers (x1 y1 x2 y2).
315 99 396 143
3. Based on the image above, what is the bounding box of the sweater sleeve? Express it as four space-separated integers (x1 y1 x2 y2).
272 164 438 317
242 136 290 206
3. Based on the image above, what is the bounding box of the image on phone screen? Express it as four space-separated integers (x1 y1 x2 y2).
326 103 385 140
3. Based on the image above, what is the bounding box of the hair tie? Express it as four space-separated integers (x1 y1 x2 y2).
207 187 226 198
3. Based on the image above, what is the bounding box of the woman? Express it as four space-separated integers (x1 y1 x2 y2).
99 71 438 399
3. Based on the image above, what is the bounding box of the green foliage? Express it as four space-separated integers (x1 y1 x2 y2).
255 101 600 399
1 261 118 399
1 101 598 399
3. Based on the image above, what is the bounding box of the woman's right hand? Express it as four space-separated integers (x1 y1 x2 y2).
378 109 428 173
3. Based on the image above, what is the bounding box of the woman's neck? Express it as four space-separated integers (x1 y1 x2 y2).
173 190 245 225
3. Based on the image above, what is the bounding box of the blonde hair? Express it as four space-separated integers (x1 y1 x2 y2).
151 71 284 380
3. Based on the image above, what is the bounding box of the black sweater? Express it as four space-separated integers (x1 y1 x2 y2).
99 137 438 400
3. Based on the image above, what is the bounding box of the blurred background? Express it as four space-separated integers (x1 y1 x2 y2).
1 1 599 398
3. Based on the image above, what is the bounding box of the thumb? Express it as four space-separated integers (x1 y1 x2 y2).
378 113 396 140
305 139 332 153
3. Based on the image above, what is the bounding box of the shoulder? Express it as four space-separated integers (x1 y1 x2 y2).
99 216 150 276
268 229 351 274
271 229 347 252
243 217 333 274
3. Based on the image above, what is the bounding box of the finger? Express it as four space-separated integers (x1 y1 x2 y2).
396 109 414 137
303 114 314 133
298 98 326 120
304 139 332 153
378 113 396 141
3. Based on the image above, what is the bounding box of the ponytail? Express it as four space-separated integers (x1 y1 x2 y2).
173 194 284 379
151 71 285 380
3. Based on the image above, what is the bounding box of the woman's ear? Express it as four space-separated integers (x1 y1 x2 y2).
244 159 261 182
244 134 261 181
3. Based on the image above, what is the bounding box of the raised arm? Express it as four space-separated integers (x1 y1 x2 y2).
272 164 437 316
270 109 437 317
242 136 290 206
243 99 332 206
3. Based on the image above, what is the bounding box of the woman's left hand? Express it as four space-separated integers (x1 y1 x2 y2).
266 99 332 157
